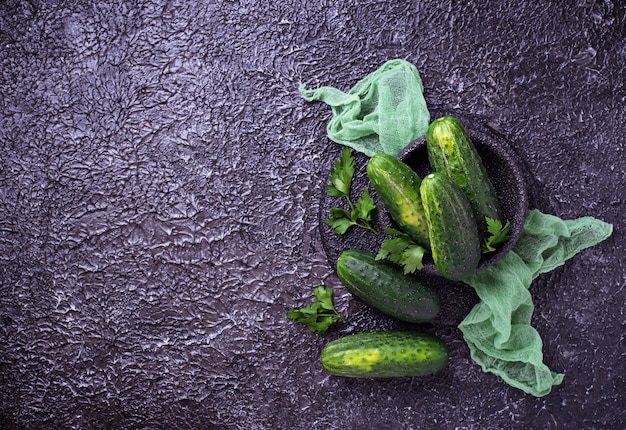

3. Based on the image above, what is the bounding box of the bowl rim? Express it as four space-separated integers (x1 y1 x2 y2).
317 116 530 282
393 127 529 276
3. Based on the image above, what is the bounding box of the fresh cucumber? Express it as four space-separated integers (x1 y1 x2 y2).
337 249 439 323
426 116 503 236
320 330 449 378
366 153 430 248
420 173 481 281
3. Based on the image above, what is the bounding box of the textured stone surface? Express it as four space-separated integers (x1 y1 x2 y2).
0 0 624 429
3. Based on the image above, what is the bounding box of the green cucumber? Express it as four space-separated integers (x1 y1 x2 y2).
426 116 503 236
320 331 449 378
366 153 430 248
420 173 481 281
337 249 439 323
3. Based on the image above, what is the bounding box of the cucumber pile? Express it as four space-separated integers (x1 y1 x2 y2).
425 116 504 240
368 115 507 281
313 116 507 380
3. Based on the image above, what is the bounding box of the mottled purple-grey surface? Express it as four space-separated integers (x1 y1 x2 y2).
0 1 624 429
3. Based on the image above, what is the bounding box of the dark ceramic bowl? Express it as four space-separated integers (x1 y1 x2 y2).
390 128 529 276
319 120 529 281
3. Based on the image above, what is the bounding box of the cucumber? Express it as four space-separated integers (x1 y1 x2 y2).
366 153 430 248
337 249 439 323
426 116 503 236
420 173 481 281
320 330 449 378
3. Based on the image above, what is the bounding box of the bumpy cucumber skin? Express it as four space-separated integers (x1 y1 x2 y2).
366 153 430 248
420 173 481 281
337 250 439 323
321 331 449 378
426 116 502 236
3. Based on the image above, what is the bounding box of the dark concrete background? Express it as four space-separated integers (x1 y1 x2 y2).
0 1 624 429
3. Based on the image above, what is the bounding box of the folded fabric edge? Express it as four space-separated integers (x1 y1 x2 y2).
458 210 614 397
463 334 565 397
297 59 430 157
535 216 614 276
298 81 357 106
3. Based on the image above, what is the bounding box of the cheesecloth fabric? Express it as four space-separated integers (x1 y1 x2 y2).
299 59 430 157
459 209 613 396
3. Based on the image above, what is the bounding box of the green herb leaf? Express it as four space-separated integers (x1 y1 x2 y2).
287 286 344 334
354 187 377 222
313 286 336 310
325 184 345 198
325 149 379 236
326 216 355 235
401 245 427 274
376 228 428 274
327 148 354 198
482 217 511 253
376 236 412 263
382 227 406 236
328 207 352 219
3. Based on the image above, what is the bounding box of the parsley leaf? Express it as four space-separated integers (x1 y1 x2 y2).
354 187 377 223
325 148 379 236
326 211 355 235
326 148 354 197
287 286 344 334
482 217 511 253
402 245 428 274
376 228 428 274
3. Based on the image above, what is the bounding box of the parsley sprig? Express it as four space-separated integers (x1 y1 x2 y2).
326 148 379 236
482 217 510 253
376 228 428 275
287 286 344 334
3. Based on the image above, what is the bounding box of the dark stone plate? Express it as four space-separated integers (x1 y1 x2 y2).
319 114 529 280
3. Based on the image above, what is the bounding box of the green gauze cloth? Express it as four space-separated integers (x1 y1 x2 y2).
459 209 613 397
299 59 430 157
